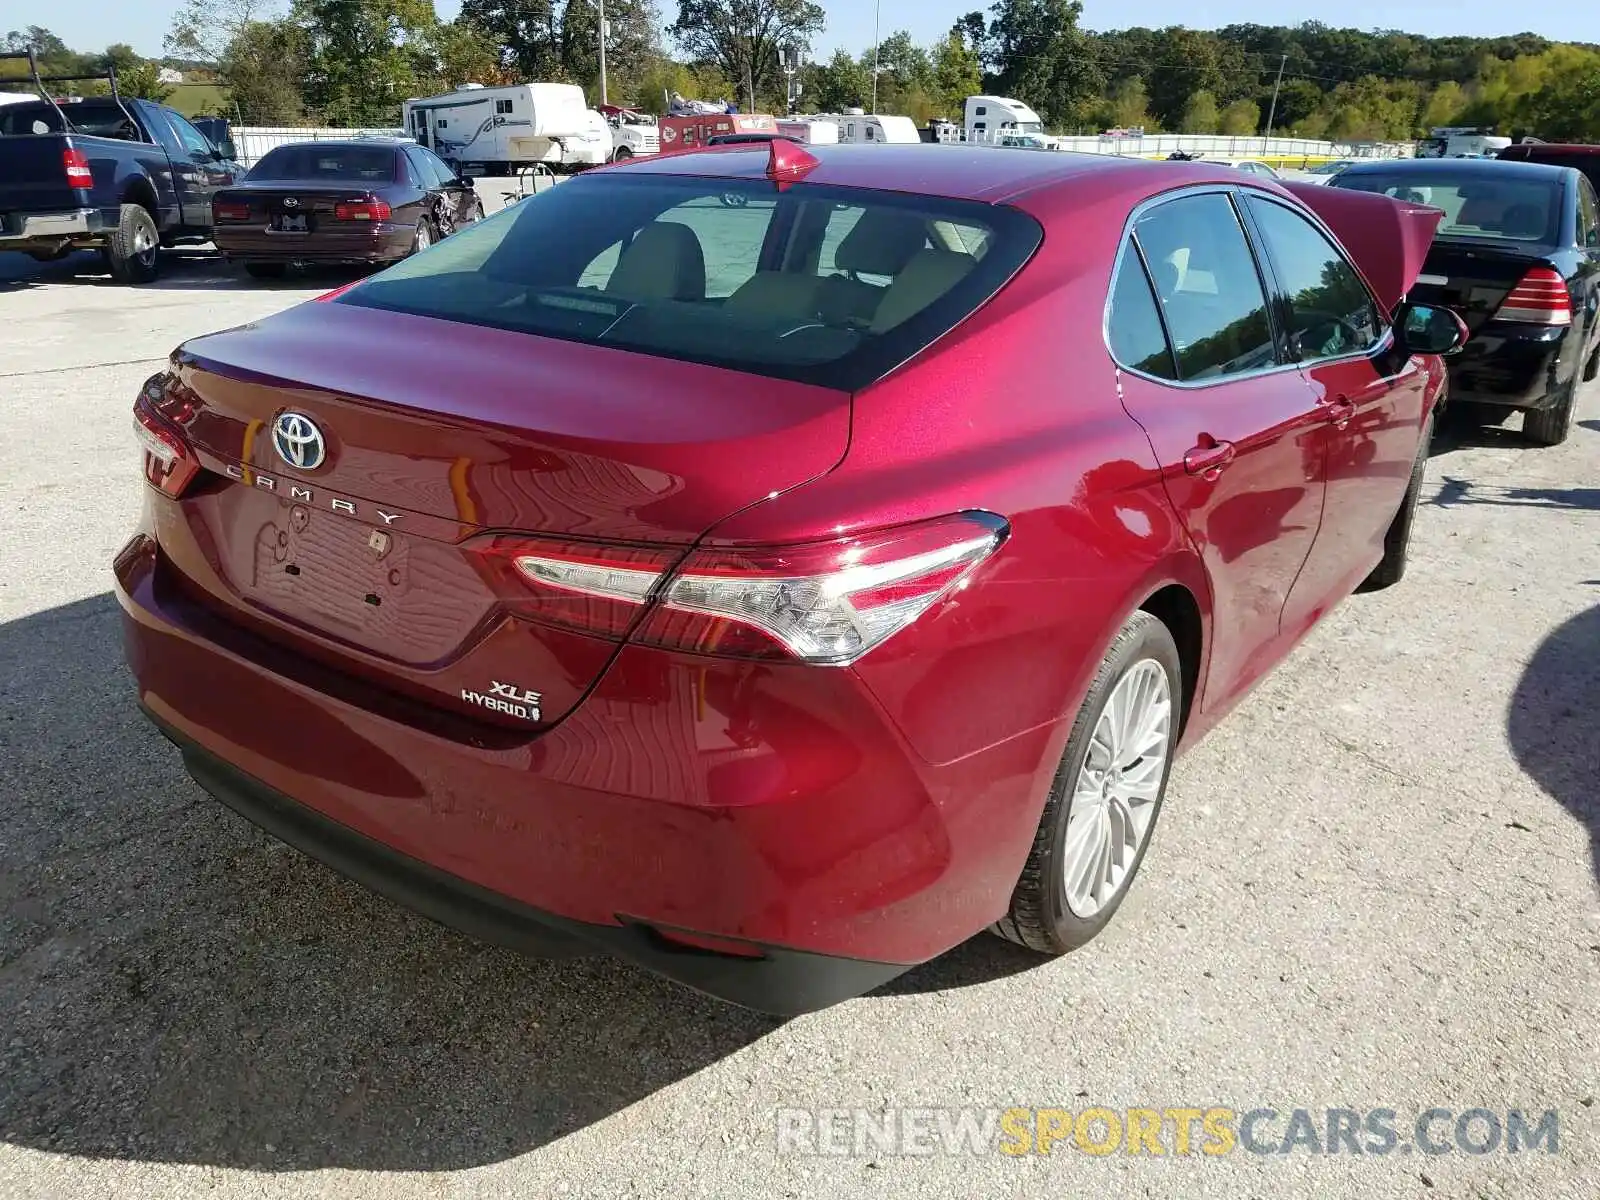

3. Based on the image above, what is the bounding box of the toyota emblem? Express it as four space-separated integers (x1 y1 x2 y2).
271 411 327 470
282 197 299 208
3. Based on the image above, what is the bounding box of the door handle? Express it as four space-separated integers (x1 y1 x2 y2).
1325 397 1356 429
1183 437 1237 480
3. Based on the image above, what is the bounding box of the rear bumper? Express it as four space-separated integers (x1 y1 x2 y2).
1449 321 1579 409
214 223 412 265
0 207 109 248
114 527 1056 1012
150 707 907 1014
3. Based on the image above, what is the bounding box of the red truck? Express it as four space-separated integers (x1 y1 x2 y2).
658 112 778 152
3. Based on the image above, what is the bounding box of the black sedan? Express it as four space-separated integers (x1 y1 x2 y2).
211 139 485 279
1332 157 1600 445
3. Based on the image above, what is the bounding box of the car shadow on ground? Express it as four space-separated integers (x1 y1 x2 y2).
1427 477 1600 511
0 594 781 1170
0 593 1032 1170
1507 599 1600 900
1427 406 1538 457
0 250 364 294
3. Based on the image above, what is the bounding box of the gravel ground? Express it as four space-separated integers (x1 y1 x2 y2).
0 220 1596 1200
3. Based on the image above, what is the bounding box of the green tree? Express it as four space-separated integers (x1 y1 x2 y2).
1145 28 1229 130
807 47 868 112
865 28 931 113
457 0 564 80
219 19 307 122
561 0 659 101
293 0 436 124
116 59 176 102
165 0 288 64
982 0 1102 128
1179 89 1219 133
929 27 981 119
1220 96 1259 135
670 0 826 112
1420 80 1467 128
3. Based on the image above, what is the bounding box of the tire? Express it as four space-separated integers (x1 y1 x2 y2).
104 202 160 284
613 147 633 162
1358 410 1433 593
244 262 286 280
1523 379 1576 447
469 199 485 223
409 219 434 257
991 611 1182 954
1583 343 1600 384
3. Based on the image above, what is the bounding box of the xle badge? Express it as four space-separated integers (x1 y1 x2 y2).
461 681 542 722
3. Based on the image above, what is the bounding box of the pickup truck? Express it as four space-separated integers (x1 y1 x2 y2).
0 60 240 283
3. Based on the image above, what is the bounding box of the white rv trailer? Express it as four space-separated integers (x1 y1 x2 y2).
402 83 610 174
817 109 920 145
775 117 840 145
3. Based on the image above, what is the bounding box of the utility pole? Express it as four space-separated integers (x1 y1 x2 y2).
597 0 608 106
1263 53 1287 151
871 0 881 112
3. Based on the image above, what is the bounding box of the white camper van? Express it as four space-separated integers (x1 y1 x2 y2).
821 109 921 145
402 83 610 174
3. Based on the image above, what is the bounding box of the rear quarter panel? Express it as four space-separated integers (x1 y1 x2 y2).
706 183 1212 769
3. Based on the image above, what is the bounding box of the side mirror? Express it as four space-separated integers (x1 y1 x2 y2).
1397 302 1467 356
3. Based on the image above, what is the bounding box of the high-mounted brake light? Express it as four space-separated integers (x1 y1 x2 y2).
766 138 818 180
473 514 1008 664
334 198 392 222
1495 267 1571 326
62 148 92 188
133 376 200 498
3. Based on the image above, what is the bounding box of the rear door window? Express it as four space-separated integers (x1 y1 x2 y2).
1132 193 1279 381
1578 178 1600 249
1244 196 1385 362
1106 241 1177 379
336 174 1043 390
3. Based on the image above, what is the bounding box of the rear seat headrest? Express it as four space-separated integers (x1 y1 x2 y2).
834 210 931 277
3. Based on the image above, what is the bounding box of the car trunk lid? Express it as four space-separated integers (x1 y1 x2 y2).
163 300 850 728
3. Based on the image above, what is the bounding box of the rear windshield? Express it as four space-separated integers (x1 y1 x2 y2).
1335 171 1560 243
335 173 1042 390
248 144 397 182
1503 149 1600 193
0 100 144 140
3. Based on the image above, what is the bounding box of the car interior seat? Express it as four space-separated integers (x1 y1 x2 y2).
817 210 931 327
605 222 707 302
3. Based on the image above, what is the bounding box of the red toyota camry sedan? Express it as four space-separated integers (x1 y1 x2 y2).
116 142 1464 1013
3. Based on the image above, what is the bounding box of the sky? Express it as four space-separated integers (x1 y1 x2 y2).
15 0 1599 62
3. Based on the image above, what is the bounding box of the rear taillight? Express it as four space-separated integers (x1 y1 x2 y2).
1495 267 1572 325
133 376 200 498
474 537 679 639
62 148 92 188
334 198 392 221
475 514 1007 664
213 199 251 221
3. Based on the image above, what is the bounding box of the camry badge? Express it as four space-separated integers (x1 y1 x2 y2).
271 411 326 470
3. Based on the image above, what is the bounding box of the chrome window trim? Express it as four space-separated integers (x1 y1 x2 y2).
1102 182 1397 390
